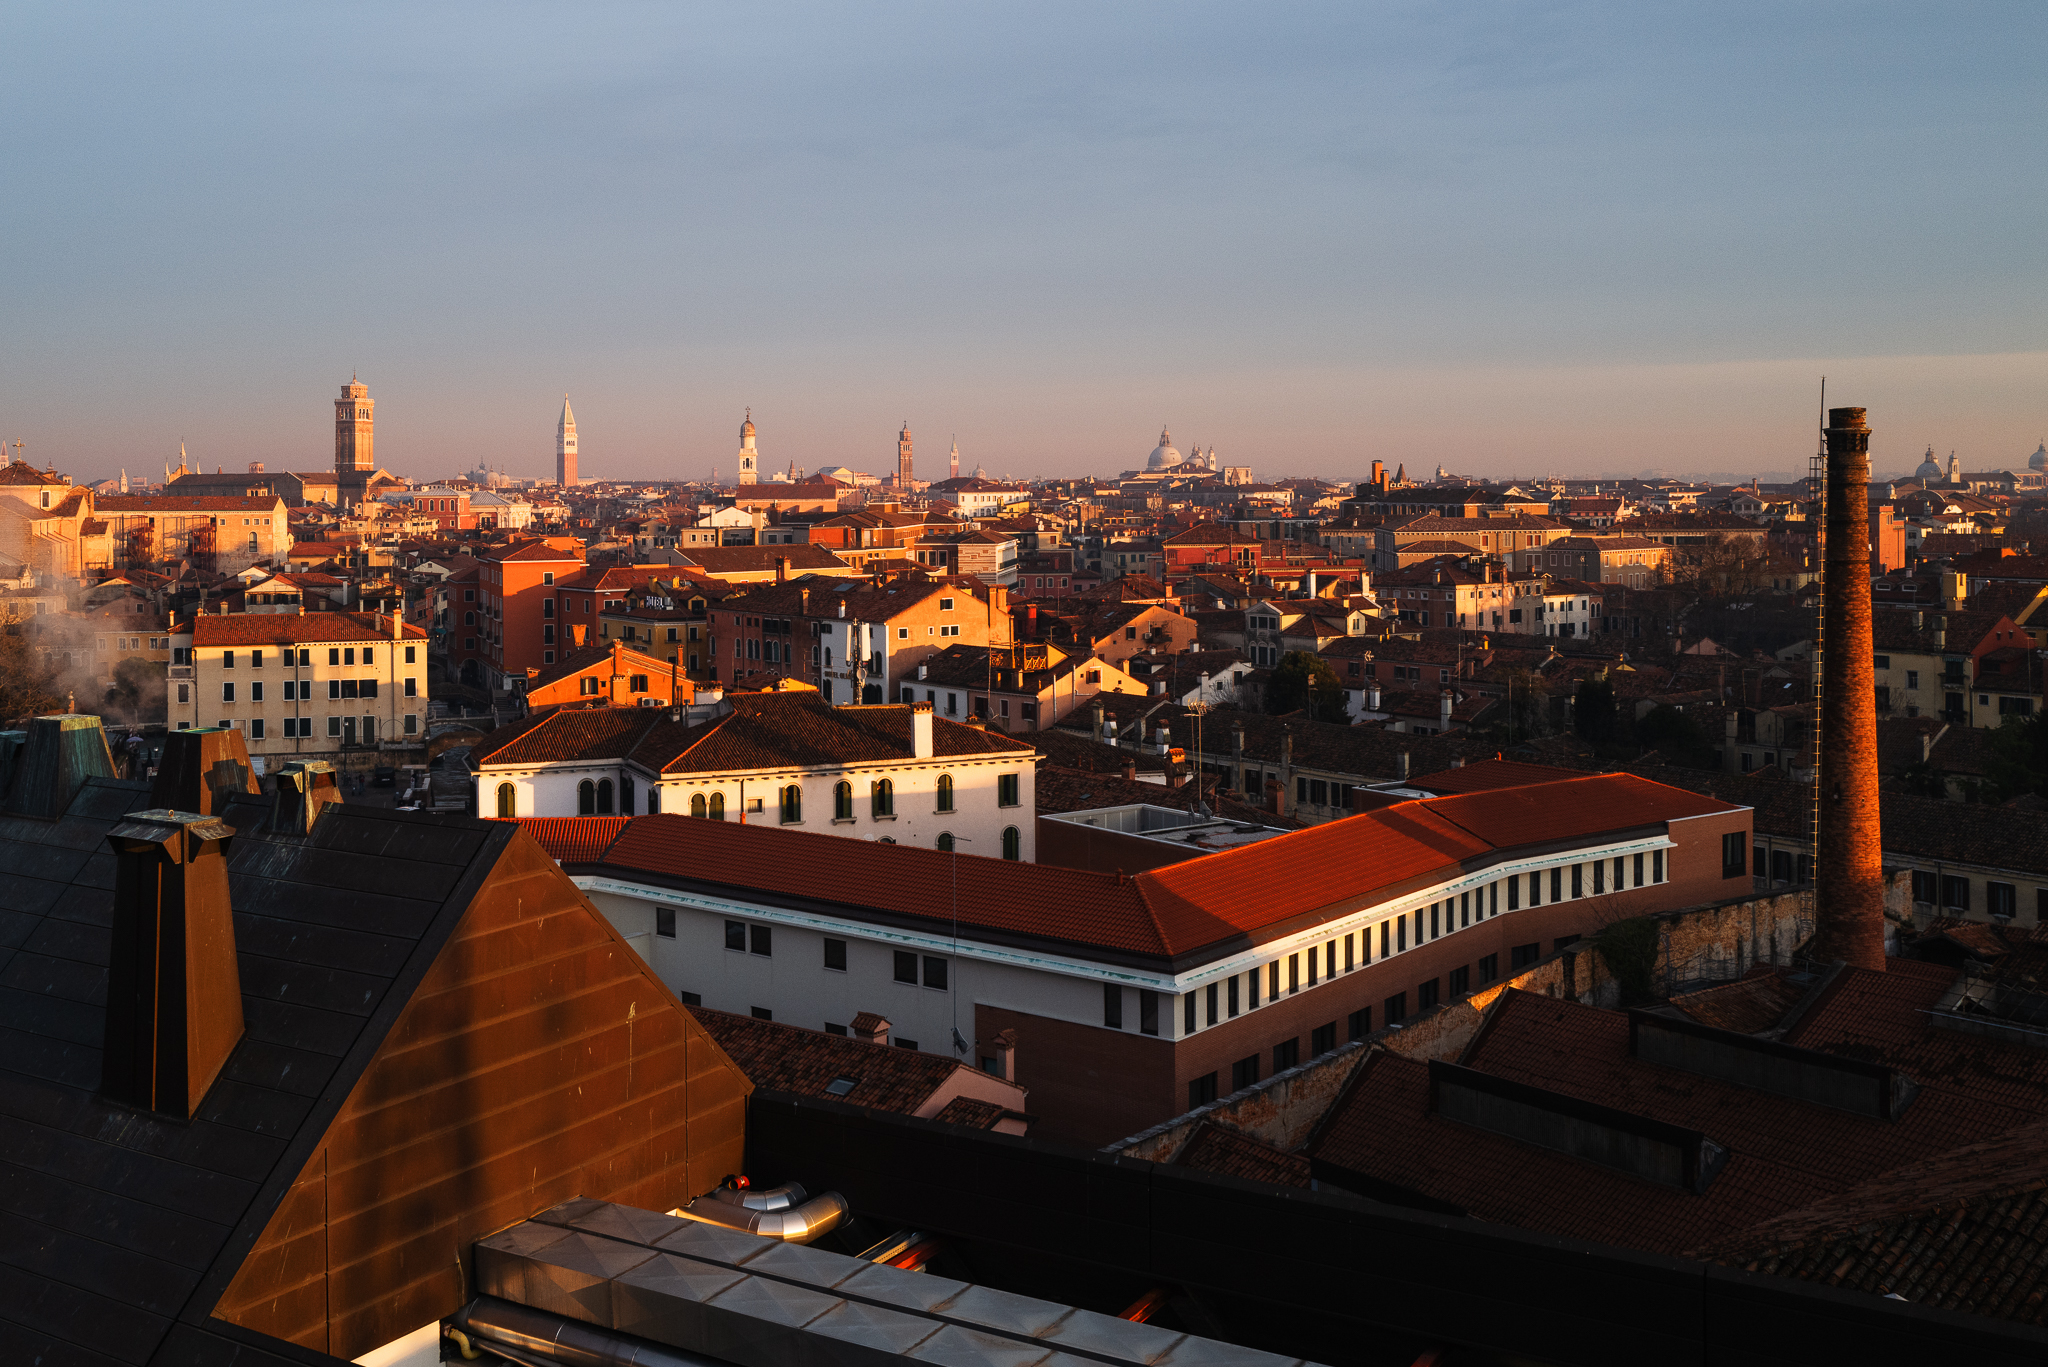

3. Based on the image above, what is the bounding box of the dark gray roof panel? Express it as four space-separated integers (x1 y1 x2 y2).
0 798 515 1367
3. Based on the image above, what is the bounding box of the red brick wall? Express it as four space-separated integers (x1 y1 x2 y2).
976 1002 1176 1147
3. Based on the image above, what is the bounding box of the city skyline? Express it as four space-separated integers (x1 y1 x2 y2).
4 4 2045 481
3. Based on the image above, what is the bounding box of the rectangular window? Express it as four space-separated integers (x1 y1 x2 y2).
1232 1055 1259 1092
1989 881 2019 919
1306 948 1318 987
1343 934 1354 972
248 718 265 740
1385 993 1407 1025
1288 953 1299 994
823 938 847 971
1635 852 1645 887
1507 876 1520 910
1188 1073 1218 1108
1511 942 1541 969
1942 875 1971 911
404 677 417 696
1139 989 1159 1036
1478 953 1498 983
1417 979 1439 1012
724 920 746 951
250 650 263 668
1205 982 1218 1026
221 682 235 702
1449 965 1469 996
1248 967 1260 1010
405 645 416 663
1552 867 1564 902
998 773 1020 806
1273 1037 1300 1072
1396 917 1406 952
1310 1022 1336 1056
1430 904 1439 940
344 648 355 665
1591 860 1603 894
1570 864 1582 899
1912 869 1938 903
1654 850 1665 883
656 908 676 938
1227 975 1240 1018
223 650 235 669
1529 871 1541 906
1104 983 1123 1028
749 924 772 957
1460 892 1470 927
1380 921 1389 958
1722 832 1746 878
1268 961 1279 1001
894 950 918 983
1183 991 1197 1034
1348 1007 1370 1040
327 716 340 737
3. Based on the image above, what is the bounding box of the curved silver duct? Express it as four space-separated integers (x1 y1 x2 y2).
710 1180 804 1212
675 1188 849 1242
450 1296 727 1367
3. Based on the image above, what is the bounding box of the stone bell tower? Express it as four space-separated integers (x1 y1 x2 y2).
334 377 374 475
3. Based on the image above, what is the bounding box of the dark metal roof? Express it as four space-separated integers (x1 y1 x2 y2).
0 780 515 1366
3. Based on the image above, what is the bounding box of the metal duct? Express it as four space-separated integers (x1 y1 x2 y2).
710 1181 803 1213
673 1189 848 1242
452 1296 729 1367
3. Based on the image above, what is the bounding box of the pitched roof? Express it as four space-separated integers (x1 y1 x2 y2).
0 781 524 1365
501 815 632 863
1667 969 1809 1034
686 1006 962 1113
0 461 63 485
679 544 852 573
99 495 283 512
527 770 1740 964
186 611 427 645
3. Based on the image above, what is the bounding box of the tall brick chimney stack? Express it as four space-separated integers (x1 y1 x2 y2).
1810 406 1886 971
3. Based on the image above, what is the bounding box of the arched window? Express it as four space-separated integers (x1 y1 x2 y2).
936 831 954 852
1001 826 1020 861
621 775 635 815
780 784 802 824
596 778 615 815
708 791 725 820
578 779 595 815
646 785 661 814
871 778 894 818
935 773 954 813
691 792 707 819
495 782 515 818
834 780 853 820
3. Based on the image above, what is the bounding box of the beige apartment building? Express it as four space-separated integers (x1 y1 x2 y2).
169 611 431 764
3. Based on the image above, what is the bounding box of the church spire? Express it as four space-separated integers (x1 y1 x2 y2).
556 394 578 488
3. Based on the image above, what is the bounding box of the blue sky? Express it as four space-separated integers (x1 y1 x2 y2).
4 2 2044 484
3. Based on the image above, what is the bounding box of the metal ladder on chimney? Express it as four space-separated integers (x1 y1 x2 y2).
1803 414 1827 949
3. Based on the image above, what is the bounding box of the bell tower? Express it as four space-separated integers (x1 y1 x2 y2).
557 397 579 488
736 410 758 485
897 422 913 487
334 377 374 474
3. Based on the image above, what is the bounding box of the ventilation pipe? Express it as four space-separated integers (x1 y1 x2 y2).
674 1181 849 1243
1812 407 1886 971
450 1296 719 1367
1397 750 1410 782
271 761 339 834
150 726 260 816
1439 690 1454 732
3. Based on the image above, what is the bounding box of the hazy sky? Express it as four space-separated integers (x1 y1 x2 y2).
5 3 2045 485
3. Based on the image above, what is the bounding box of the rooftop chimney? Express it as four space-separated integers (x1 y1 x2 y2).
1439 689 1454 732
100 811 244 1119
851 1012 890 1047
150 727 260 817
1812 407 1886 971
271 761 340 835
12 713 118 818
909 700 934 758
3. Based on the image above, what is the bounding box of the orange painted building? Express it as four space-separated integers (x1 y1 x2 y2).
480 537 586 696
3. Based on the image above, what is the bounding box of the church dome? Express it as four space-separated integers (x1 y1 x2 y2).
1914 446 1942 482
740 412 756 440
1147 426 1182 471
2029 441 2047 471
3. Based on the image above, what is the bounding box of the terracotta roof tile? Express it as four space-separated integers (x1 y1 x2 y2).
930 1096 1011 1129
186 611 427 645
1173 1120 1312 1187
687 1006 961 1113
1668 969 1808 1034
499 816 631 863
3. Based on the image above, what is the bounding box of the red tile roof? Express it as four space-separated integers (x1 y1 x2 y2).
1173 1120 1312 1187
186 611 428 645
1668 969 1808 1034
516 769 1746 963
99 495 282 512
501 816 631 863
1404 758 1586 796
687 1006 966 1113
1309 966 2048 1258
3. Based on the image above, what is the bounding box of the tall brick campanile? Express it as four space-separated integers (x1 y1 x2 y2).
334 378 374 474
557 396 578 488
897 422 913 487
1811 406 1886 971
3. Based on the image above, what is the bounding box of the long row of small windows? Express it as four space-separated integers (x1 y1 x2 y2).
523 780 1020 857
1170 851 1666 1039
218 678 416 701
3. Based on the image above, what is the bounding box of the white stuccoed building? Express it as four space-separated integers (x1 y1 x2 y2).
473 682 1039 860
